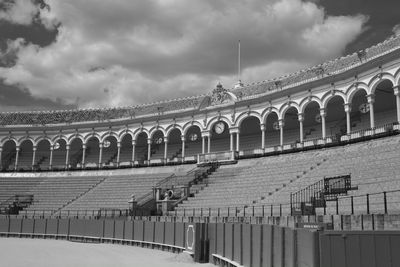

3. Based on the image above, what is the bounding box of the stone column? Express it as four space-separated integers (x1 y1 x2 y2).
279 119 284 147
98 143 103 168
131 140 136 164
65 144 70 169
49 147 53 170
367 94 375 129
147 138 152 162
31 145 37 170
207 136 211 153
236 131 240 151
181 135 186 160
395 87 400 123
260 124 266 150
164 137 168 162
14 146 20 171
230 132 234 151
116 142 121 167
0 147 3 170
81 143 86 168
298 113 304 143
202 136 205 154
344 103 352 135
320 108 327 139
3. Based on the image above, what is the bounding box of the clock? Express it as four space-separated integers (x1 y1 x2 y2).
214 122 225 134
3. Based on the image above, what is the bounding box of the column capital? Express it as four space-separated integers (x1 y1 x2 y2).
278 119 285 128
297 113 304 122
260 123 266 131
32 146 37 151
319 108 326 117
66 144 70 149
366 94 375 104
163 136 168 143
181 135 186 142
132 140 136 146
394 86 400 96
201 131 211 138
229 127 239 134
147 138 152 145
344 103 352 113
16 146 20 151
99 142 103 149
82 144 87 149
117 142 121 148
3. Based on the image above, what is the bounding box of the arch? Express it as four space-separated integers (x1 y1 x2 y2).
100 131 119 143
234 111 262 128
133 128 150 141
321 90 346 109
0 137 17 147
118 129 134 142
346 82 370 104
34 136 52 147
182 121 203 135
394 67 400 86
83 132 101 144
67 134 84 146
206 115 232 131
149 126 166 139
51 135 68 147
279 101 300 120
35 138 51 170
17 137 34 147
261 107 279 124
368 72 395 95
299 96 323 114
1 139 17 170
165 124 183 138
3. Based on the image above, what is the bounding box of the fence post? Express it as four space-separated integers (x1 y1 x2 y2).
384 192 388 214
243 206 246 217
235 207 238 217
270 204 273 217
252 206 255 217
209 208 211 217
228 207 230 217
262 205 265 217
366 194 370 214
280 204 282 217
218 208 220 217
351 196 354 215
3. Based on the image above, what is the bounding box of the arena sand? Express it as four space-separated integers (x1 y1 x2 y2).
0 238 215 267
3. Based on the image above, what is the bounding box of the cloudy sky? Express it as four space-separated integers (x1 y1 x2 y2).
0 0 399 111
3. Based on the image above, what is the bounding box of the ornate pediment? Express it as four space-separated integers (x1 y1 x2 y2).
210 83 237 106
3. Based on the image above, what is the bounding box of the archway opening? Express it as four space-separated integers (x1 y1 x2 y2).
102 136 118 166
151 130 165 160
239 116 261 151
282 107 300 145
19 140 33 171
303 101 322 140
325 96 346 137
374 79 397 126
69 138 83 169
85 137 100 167
120 134 133 165
185 125 202 157
1 140 16 171
52 139 67 170
135 132 148 164
350 89 369 131
264 112 279 148
167 128 182 160
210 121 230 152
35 139 51 170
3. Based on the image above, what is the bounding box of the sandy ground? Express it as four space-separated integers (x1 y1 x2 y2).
0 238 215 267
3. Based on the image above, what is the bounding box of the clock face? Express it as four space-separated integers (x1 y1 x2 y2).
214 122 225 134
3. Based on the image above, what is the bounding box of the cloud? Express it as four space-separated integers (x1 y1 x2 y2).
0 0 368 109
0 0 40 25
